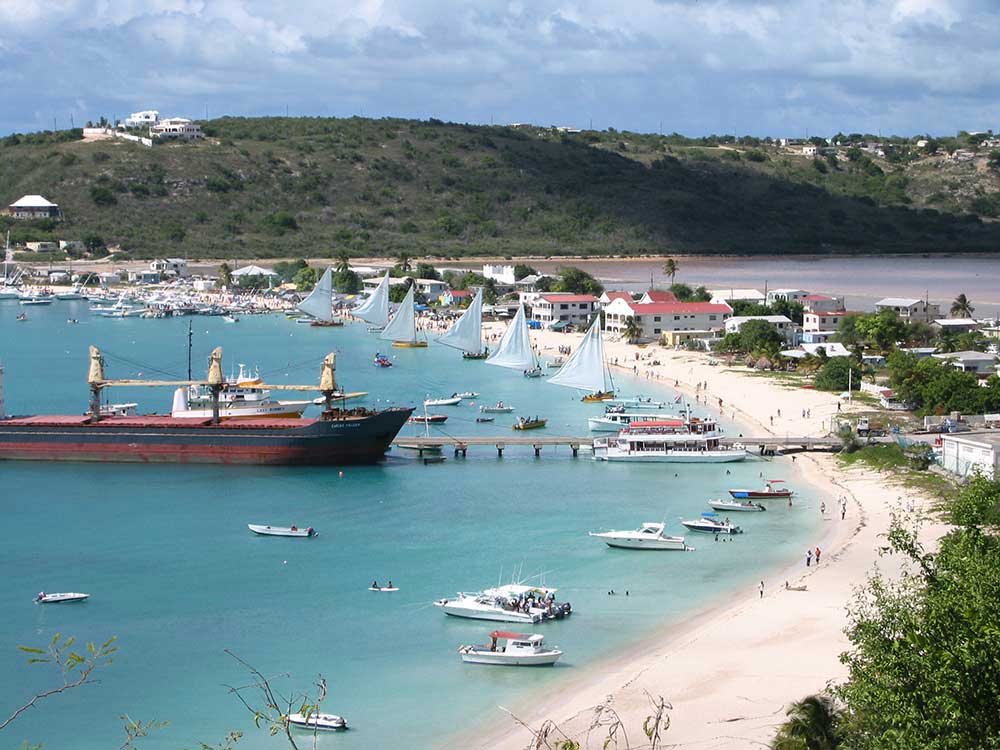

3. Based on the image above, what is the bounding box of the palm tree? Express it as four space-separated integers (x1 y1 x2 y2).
950 293 974 318
218 262 233 288
396 251 412 273
662 258 678 285
623 317 644 344
771 694 843 750
335 248 351 274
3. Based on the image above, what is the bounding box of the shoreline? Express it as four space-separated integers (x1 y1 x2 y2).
456 326 944 750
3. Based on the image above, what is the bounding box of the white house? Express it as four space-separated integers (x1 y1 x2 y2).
941 432 1000 479
724 315 797 343
482 264 515 285
932 318 979 334
708 288 765 306
599 291 635 309
150 258 190 277
24 241 59 253
766 289 809 306
604 299 732 343
801 294 845 313
932 350 997 375
150 118 203 140
6 195 60 219
439 289 474 306
531 294 598 327
804 310 852 332
125 110 159 128
413 278 447 298
875 297 941 323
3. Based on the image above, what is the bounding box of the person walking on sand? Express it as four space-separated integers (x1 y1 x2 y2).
841 502 847 521
815 546 822 564
820 501 826 516
759 580 764 599
806 549 812 567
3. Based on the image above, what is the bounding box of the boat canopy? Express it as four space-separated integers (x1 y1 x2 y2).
486 304 538 370
380 283 418 343
438 288 483 354
296 267 334 322
490 631 542 641
353 272 390 327
548 316 612 394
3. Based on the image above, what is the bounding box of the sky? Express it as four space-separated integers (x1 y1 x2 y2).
1 0 999 138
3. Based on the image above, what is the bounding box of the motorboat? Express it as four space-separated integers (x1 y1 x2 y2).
408 414 448 425
459 631 562 666
435 583 571 624
680 513 743 535
729 479 793 500
19 295 54 306
587 411 654 432
287 712 348 731
589 522 690 550
424 396 462 407
456 391 479 399
708 498 766 512
607 396 668 410
593 410 747 463
523 366 543 378
374 353 393 368
480 403 514 413
476 417 494 423
222 315 239 323
172 364 312 419
36 592 89 604
247 524 316 537
512 416 547 431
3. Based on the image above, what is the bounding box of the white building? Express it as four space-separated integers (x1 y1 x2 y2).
125 110 159 128
6 195 60 219
150 118 203 140
724 315 797 343
482 264 515 285
766 289 809 306
875 297 941 323
804 310 852 332
413 278 447 298
708 288 765 306
150 258 190 277
932 350 998 375
932 318 979 334
24 241 59 253
801 294 845 313
531 294 598 327
599 291 634 309
941 432 1000 478
604 299 732 342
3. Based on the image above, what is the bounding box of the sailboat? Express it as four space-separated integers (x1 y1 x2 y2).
353 272 390 330
438 289 487 359
548 316 615 401
297 268 342 326
380 283 426 348
485 304 541 376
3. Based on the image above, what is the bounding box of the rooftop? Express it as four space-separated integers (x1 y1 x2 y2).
933 318 979 326
627 301 732 315
539 294 598 304
641 290 679 303
727 315 794 325
9 194 57 208
941 431 1000 448
876 297 925 307
933 350 997 362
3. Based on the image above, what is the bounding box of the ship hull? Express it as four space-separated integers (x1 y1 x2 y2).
0 408 413 466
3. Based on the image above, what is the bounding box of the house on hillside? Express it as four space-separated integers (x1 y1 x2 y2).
482 264 515 285
24 241 59 253
765 289 809 306
804 310 853 333
531 294 598 328
932 350 998 376
932 318 979 334
150 118 203 140
6 195 60 220
604 299 731 344
724 315 797 344
875 297 941 323
125 110 160 128
150 258 190 277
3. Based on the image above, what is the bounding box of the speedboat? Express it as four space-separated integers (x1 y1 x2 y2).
287 712 348 731
459 631 562 666
523 366 542 378
247 524 316 537
408 414 448 424
222 315 239 323
476 417 494 423
456 391 479 399
19 295 54 306
708 498 766 512
424 396 462 407
373 353 393 368
435 584 571 624
589 522 690 550
607 396 668 409
680 513 743 535
729 479 793 500
480 403 514 413
36 592 89 604
512 417 547 431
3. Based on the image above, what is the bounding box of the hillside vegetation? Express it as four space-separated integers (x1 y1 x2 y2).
2 118 1000 260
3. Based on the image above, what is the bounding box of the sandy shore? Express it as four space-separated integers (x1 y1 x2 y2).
462 325 947 750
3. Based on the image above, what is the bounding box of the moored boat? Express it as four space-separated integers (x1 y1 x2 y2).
287 712 348 731
587 411 655 432
708 498 766 512
435 583 571 624
36 591 89 603
607 396 668 409
589 522 691 550
480 402 514 413
681 513 743 535
248 524 316 537
592 411 747 463
459 631 562 666
512 416 547 431
424 396 462 407
729 479 793 500
408 414 448 425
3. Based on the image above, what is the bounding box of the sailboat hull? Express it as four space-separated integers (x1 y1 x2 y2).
392 341 428 348
582 391 615 402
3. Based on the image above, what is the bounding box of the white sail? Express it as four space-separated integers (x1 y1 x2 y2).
353 272 390 327
548 316 612 393
438 289 483 354
380 283 418 343
296 267 333 322
486 304 538 370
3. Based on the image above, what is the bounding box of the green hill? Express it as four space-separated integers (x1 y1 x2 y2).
2 117 1000 260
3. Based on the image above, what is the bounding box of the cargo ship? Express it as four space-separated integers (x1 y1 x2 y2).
0 347 412 466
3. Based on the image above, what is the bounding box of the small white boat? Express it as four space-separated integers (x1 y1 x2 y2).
424 396 462 407
589 522 690 550
287 712 348 731
247 524 316 537
681 514 743 535
223 315 239 323
523 366 543 378
707 498 766 513
480 403 514 413
456 391 479 399
459 631 562 666
369 586 399 592
19 296 54 306
435 583 571 623
36 592 89 604
587 412 654 432
607 396 668 409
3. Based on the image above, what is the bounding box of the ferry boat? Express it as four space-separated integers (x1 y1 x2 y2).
592 413 747 463
589 522 690 550
459 631 562 666
434 584 571 624
172 364 313 419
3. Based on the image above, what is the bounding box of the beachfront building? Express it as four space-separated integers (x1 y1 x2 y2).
482 264 515 285
724 315 797 344
804 310 852 332
128 270 162 284
413 278 447 298
941 432 1000 479
780 342 851 360
6 195 60 220
765 288 809 306
874 297 941 323
440 289 473 306
24 241 59 253
531 294 599 328
125 110 160 128
708 288 766 306
150 118 203 140
801 294 845 313
932 350 998 376
150 258 190 277
599 291 635 309
932 318 979 334
603 298 732 343
638 290 678 304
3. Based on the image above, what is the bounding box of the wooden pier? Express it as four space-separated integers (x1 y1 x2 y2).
391 435 844 458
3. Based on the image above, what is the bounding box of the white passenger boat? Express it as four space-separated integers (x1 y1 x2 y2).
459 631 562 666
424 396 462 407
607 396 668 409
287 712 348 731
587 411 655 432
707 498 767 512
172 364 312 419
36 592 89 604
480 402 514 413
435 584 571 624
592 412 747 463
247 524 316 537
680 514 743 535
589 522 690 550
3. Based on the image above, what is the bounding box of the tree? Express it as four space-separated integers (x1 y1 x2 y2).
89 186 116 206
334 248 351 274
770 298 806 325
552 266 603 295
814 357 861 392
513 263 537 281
950 293 975 317
855 310 906 352
669 283 710 302
389 277 414 303
260 211 298 235
482 278 498 304
274 259 308 283
772 694 843 750
623 317 644 344
395 251 412 273
218 262 233 288
662 258 678 284
414 262 439 280
292 266 317 292
738 319 785 354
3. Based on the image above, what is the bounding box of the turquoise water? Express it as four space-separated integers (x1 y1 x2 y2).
0 304 823 750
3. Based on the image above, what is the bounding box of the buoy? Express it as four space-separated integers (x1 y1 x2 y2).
339 471 344 477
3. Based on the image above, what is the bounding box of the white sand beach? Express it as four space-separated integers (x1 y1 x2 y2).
466 324 948 750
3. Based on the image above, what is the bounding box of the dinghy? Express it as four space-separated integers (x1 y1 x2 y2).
247 524 316 537
287 712 348 731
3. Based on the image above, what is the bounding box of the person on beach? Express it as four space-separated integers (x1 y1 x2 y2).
815 547 822 564
820 501 826 515
806 549 812 567
759 581 764 599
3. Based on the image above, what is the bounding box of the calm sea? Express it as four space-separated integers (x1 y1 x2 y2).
0 305 822 750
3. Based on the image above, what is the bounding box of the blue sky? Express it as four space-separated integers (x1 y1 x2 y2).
2 0 999 137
